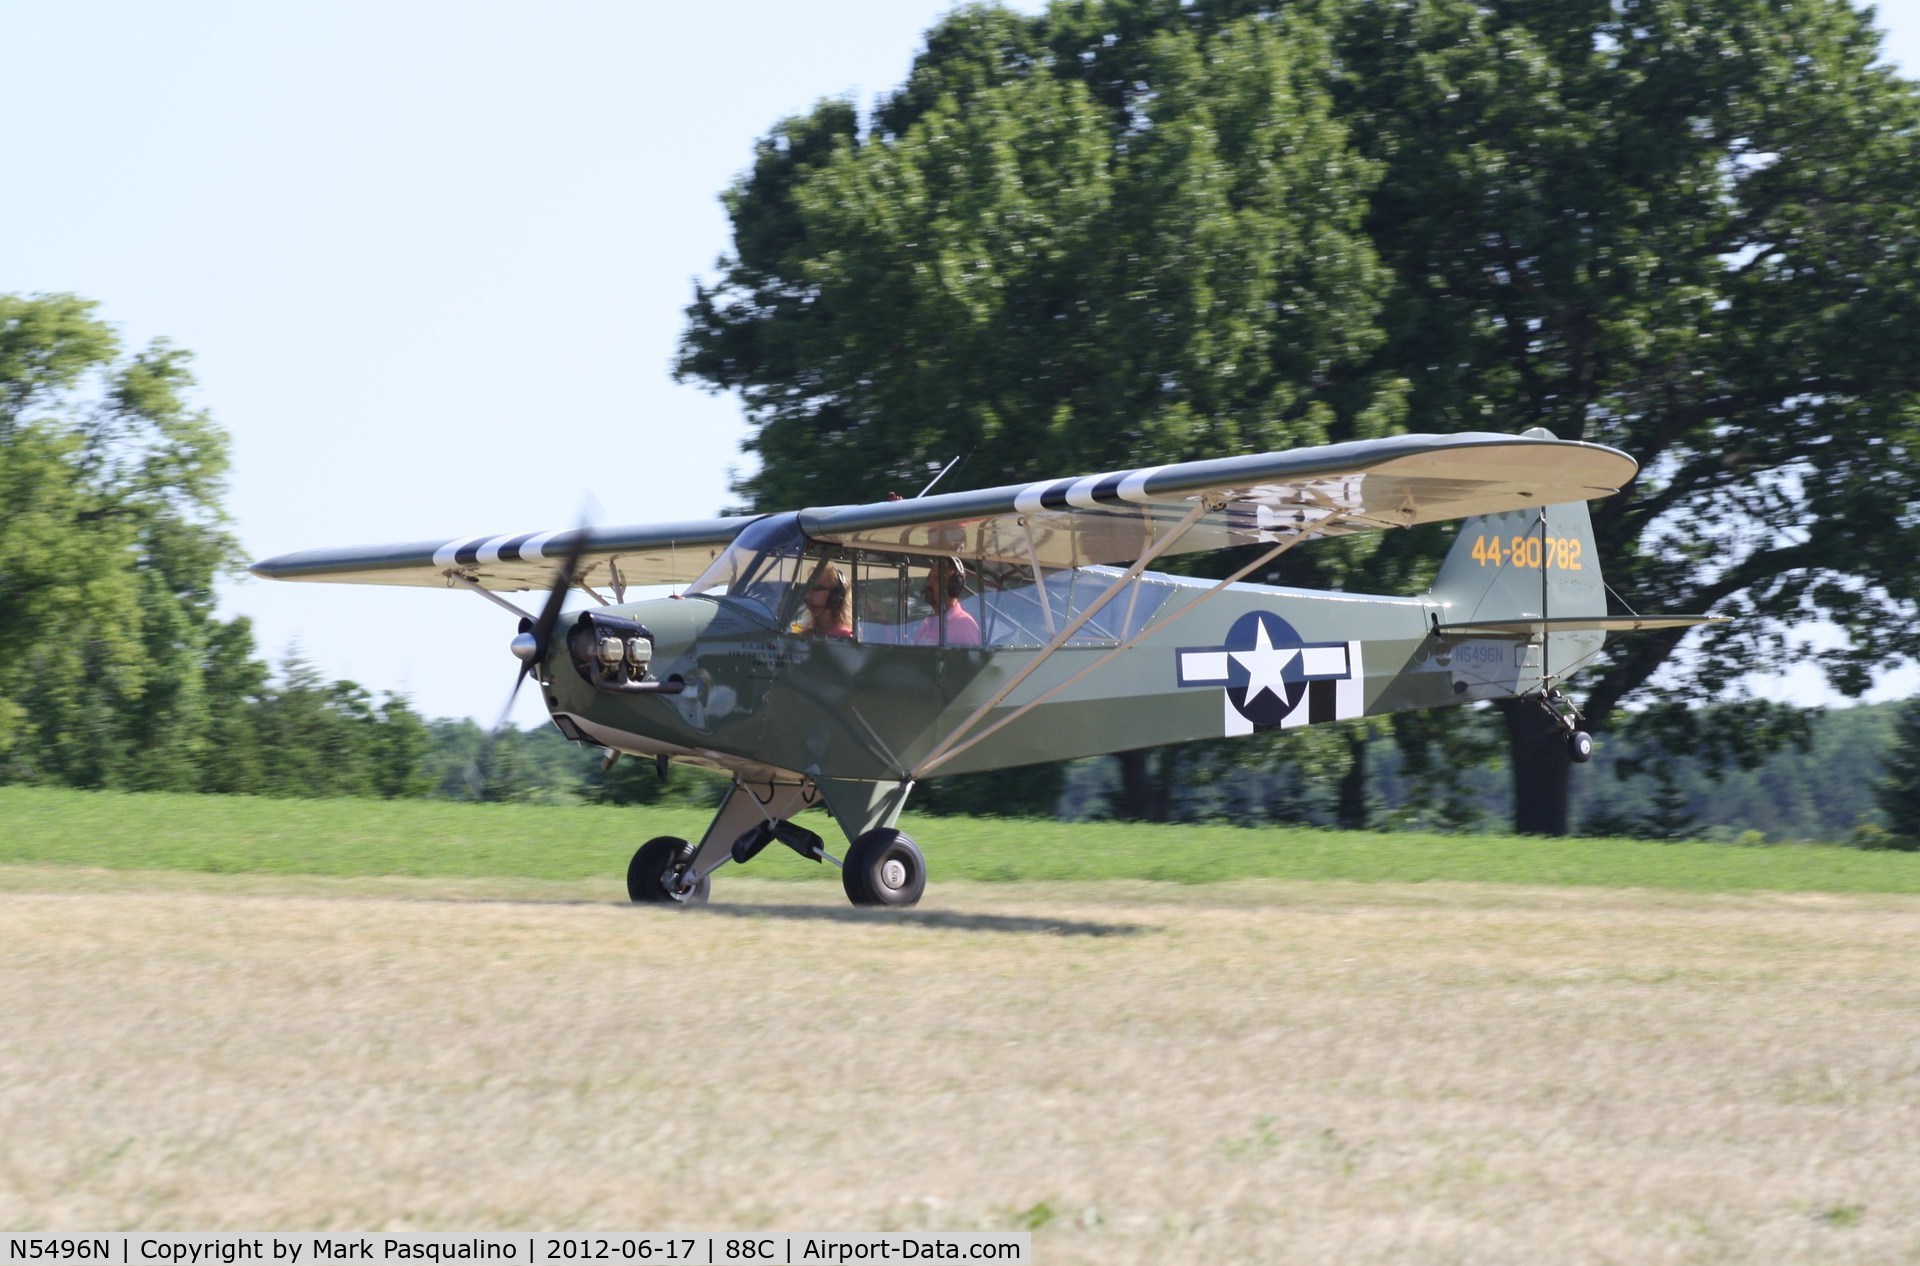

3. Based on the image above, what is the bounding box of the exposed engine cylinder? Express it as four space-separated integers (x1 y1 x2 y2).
567 611 666 693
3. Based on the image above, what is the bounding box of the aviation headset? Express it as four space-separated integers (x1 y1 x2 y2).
931 557 967 600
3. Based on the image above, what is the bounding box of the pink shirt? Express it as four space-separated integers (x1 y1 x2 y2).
913 602 981 647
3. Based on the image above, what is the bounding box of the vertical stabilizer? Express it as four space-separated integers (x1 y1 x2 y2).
1429 430 1608 683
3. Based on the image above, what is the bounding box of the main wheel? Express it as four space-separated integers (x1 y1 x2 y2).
627 836 710 905
1568 730 1595 764
842 828 926 908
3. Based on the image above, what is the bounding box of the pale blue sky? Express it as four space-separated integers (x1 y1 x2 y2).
4 0 1916 725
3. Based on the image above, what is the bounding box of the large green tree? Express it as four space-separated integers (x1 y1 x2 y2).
678 3 1406 820
0 293 237 788
0 294 438 799
681 0 1920 834
1336 0 1920 830
679 3 1402 511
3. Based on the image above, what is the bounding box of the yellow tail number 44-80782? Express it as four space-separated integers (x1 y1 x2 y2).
1469 534 1584 570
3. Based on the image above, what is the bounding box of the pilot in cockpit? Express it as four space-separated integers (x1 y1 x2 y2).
801 561 854 640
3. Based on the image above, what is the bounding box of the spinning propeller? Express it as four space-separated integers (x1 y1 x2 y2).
466 522 590 798
502 526 589 720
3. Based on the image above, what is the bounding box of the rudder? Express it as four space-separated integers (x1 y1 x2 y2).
1428 432 1609 688
1430 497 1606 626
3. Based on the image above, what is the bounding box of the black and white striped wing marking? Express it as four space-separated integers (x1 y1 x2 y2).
800 432 1637 571
252 517 750 591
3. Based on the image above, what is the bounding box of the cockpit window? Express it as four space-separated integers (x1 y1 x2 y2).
684 513 809 622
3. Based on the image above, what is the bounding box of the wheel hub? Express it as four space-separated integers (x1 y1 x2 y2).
880 858 908 890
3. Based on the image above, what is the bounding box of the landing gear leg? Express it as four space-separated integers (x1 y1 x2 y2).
627 779 823 903
816 778 921 908
1535 686 1594 764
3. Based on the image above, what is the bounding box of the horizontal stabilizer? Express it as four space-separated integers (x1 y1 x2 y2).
1436 615 1729 636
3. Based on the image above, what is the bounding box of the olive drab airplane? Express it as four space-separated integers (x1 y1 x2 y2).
252 428 1720 909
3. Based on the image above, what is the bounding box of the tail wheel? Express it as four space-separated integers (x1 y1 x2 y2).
1568 730 1595 764
628 836 710 905
842 828 926 908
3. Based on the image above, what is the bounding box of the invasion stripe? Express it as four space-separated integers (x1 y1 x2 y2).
476 534 522 565
1016 466 1174 514
1013 480 1067 515
486 533 535 563
433 536 487 569
1064 473 1112 508
1036 481 1077 510
520 528 568 563
1116 465 1168 503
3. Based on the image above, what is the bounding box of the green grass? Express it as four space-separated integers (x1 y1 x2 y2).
7 784 1920 894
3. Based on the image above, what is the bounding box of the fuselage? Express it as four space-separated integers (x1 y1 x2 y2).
539 570 1539 784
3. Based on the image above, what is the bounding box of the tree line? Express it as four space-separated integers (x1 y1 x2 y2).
200 693 1920 849
0 291 1913 846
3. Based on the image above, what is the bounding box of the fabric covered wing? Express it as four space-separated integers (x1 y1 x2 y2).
250 517 751 593
797 432 1636 570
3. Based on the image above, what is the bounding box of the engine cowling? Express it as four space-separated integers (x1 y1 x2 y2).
565 611 680 695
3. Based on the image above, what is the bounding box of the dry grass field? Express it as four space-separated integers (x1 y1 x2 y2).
3 865 1918 1263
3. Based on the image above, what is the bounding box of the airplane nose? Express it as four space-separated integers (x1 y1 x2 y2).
510 630 540 662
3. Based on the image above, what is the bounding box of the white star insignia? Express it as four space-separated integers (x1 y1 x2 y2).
1230 618 1298 706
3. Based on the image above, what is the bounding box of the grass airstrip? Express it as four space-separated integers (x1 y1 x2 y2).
5 784 1920 893
6 785 1920 1263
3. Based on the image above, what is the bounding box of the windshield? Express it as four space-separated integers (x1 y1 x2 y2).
684 513 809 621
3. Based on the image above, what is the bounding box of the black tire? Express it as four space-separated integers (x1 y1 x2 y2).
1568 730 1595 764
842 828 926 908
627 836 709 905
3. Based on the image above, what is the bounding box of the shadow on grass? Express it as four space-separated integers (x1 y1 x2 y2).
684 901 1153 938
375 892 1152 937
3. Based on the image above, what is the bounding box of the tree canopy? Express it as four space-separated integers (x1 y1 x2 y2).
0 293 235 787
0 294 431 797
678 0 1920 833
678 4 1402 516
1338 0 1920 827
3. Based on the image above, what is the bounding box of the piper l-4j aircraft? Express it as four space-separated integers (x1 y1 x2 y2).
252 429 1717 908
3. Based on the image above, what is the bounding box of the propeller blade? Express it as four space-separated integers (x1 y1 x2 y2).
468 508 595 802
528 527 590 661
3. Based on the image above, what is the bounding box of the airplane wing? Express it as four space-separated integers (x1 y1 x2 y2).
250 432 1634 591
250 517 751 594
797 431 1637 570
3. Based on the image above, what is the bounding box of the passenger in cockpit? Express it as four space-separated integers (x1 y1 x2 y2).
914 557 981 647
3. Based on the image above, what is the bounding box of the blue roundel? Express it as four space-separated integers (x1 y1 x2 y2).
1222 611 1309 726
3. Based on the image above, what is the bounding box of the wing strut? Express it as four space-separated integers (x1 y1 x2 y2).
910 501 1210 779
449 573 536 622
1021 521 1058 637
912 508 1354 780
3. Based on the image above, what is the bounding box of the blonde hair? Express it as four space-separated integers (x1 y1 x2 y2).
809 561 850 630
